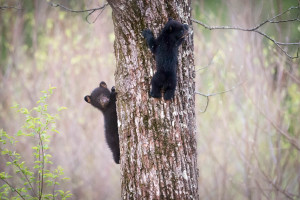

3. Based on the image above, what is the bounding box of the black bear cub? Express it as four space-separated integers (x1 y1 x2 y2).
142 18 189 100
84 82 120 164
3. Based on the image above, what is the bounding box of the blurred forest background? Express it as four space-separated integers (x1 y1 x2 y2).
0 0 299 199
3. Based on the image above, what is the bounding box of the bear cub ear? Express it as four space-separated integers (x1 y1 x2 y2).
84 95 91 103
100 81 107 88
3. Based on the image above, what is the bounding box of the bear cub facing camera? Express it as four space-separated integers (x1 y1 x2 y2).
142 18 189 100
84 82 120 164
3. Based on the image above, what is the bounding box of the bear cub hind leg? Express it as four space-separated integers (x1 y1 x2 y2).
163 73 177 100
150 71 166 98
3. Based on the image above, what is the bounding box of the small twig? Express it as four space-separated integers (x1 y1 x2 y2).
195 52 218 72
191 5 300 59
196 95 209 113
195 82 245 113
37 123 49 199
39 130 45 200
87 4 106 24
52 175 58 199
269 17 300 24
0 178 26 200
48 1 109 23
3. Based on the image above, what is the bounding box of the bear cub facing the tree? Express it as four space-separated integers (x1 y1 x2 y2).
142 18 189 100
84 82 120 164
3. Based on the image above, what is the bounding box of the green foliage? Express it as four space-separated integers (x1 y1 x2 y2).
0 87 71 200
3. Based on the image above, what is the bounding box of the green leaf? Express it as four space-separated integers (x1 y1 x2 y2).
1 149 10 155
10 103 19 109
20 108 30 114
57 106 68 111
16 130 23 136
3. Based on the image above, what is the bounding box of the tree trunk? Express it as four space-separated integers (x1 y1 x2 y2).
106 1 198 199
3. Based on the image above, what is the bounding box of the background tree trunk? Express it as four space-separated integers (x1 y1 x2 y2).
107 0 198 199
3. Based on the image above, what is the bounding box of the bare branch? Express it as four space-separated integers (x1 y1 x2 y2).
253 152 299 200
0 5 22 10
253 30 299 59
192 6 299 32
243 86 300 151
48 1 109 23
195 82 245 113
191 5 300 59
48 1 108 13
0 0 22 10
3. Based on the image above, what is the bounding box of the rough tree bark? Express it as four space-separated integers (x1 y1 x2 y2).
106 0 198 199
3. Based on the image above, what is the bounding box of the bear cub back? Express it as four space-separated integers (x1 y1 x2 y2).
142 18 189 100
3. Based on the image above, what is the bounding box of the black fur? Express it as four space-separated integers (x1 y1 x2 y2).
142 18 189 100
84 82 120 164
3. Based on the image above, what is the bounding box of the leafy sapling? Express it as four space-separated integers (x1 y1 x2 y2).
0 87 71 200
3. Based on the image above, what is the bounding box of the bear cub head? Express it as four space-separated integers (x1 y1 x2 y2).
84 81 114 112
160 18 189 46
